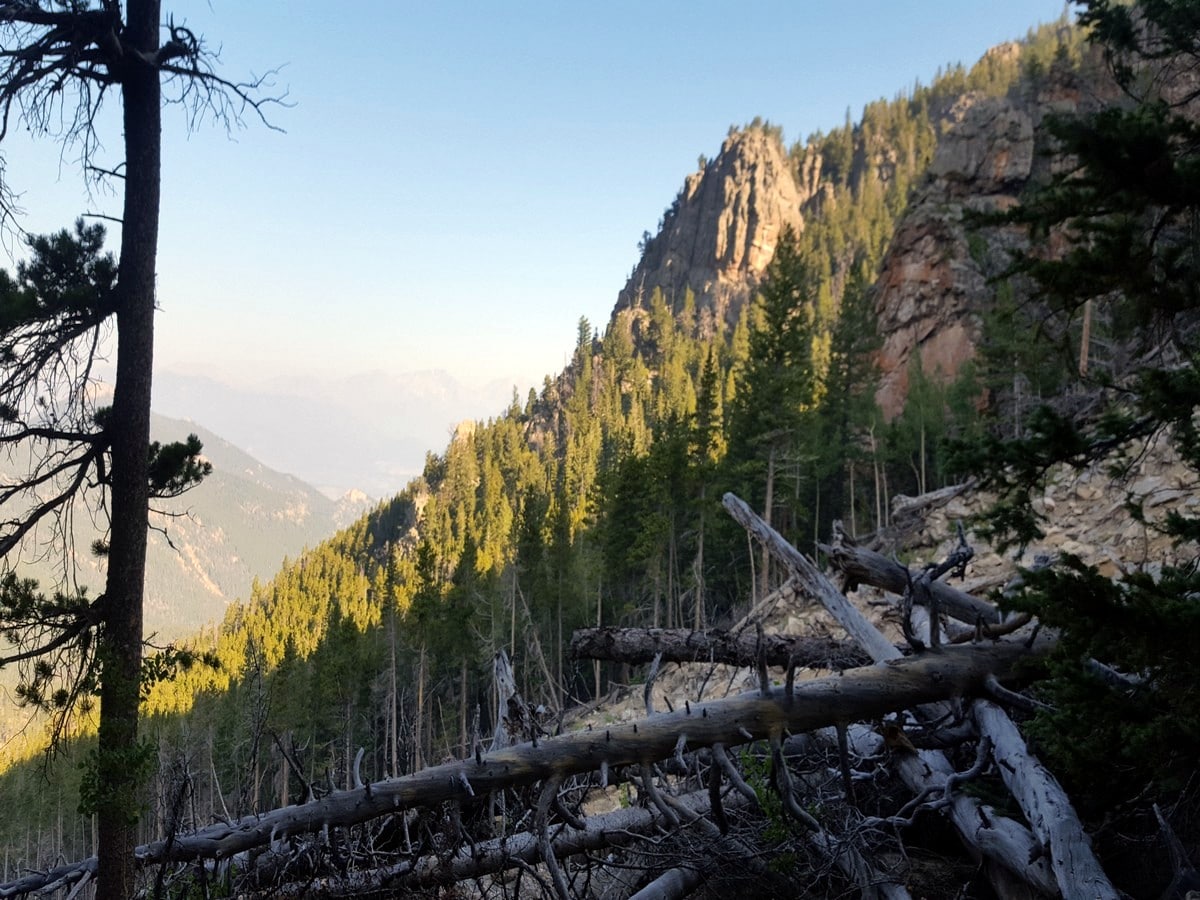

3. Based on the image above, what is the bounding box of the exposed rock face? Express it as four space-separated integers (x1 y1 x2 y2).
873 92 1035 418
872 55 1119 418
615 127 805 333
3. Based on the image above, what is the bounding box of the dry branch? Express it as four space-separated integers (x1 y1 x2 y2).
819 533 1001 625
569 626 868 670
0 643 1048 895
723 493 900 661
825 541 1000 625
251 787 754 897
722 492 1065 894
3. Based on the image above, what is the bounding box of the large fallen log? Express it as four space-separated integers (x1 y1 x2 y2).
723 492 1118 899
974 700 1118 900
0 642 1048 896
569 626 868 670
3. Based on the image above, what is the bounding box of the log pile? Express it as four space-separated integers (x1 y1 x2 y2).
0 490 1125 898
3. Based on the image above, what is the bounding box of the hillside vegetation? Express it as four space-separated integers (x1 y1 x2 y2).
6 9 1197 897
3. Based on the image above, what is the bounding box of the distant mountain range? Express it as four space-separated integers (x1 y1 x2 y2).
152 368 519 498
3 412 374 640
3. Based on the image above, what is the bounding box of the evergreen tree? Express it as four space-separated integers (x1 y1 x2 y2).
0 6 276 891
726 225 821 591
953 0 1200 810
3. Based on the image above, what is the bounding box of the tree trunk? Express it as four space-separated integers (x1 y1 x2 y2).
569 626 868 670
129 643 1043 866
820 537 1001 625
414 643 426 772
2 642 1051 890
96 2 161 895
761 444 776 600
974 700 1119 899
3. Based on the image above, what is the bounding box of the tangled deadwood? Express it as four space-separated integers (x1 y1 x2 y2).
0 490 1126 899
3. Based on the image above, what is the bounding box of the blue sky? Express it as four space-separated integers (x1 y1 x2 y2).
3 0 1070 399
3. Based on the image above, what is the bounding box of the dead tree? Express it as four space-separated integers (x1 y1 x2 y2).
0 4 280 895
569 626 867 670
724 490 1119 899
0 639 1050 896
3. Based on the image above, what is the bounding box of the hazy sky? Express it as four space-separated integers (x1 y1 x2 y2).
3 1 1070 398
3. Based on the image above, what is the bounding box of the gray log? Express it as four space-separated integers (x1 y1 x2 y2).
722 492 1061 895
974 700 1119 900
569 626 868 670
0 643 1050 897
819 539 1001 625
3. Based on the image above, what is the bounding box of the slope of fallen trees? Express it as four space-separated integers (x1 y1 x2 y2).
0 641 1043 895
0 489 1127 898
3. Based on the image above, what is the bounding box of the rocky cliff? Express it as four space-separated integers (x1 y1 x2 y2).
614 126 806 334
871 47 1119 417
610 35 1118 422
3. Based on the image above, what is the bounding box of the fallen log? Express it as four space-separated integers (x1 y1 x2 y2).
250 787 754 897
138 644 1041 864
819 532 1001 626
569 626 868 670
723 493 900 661
0 643 1049 896
974 700 1118 900
722 492 1062 895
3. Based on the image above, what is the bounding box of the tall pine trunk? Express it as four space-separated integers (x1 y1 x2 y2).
97 2 161 894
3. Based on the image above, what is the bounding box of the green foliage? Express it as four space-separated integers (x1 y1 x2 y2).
1007 557 1200 810
78 739 155 823
0 18 1110 870
0 220 116 332
958 0 1200 812
147 433 213 498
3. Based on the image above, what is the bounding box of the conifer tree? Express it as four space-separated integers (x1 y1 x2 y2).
0 5 277 892
954 0 1200 809
725 225 820 593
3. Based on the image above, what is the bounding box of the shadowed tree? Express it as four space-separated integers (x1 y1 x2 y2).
0 3 280 894
952 0 1200 815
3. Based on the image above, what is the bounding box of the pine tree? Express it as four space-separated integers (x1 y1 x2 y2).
953 0 1200 811
725 225 820 593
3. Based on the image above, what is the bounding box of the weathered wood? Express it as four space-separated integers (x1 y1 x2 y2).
820 538 1001 625
722 494 1060 895
974 700 1119 900
143 645 1037 864
569 626 868 670
625 789 771 900
0 645 1049 896
252 788 754 897
722 493 900 661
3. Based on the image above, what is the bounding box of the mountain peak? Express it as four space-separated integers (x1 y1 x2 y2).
615 124 804 333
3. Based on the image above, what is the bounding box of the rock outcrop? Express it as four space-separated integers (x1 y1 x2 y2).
614 126 806 334
872 50 1119 418
871 92 1034 418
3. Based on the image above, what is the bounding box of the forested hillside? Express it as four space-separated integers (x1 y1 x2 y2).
0 12 1089 865
9 9 1196 896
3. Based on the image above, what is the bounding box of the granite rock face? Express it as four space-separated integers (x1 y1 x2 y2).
614 127 806 334
871 91 1033 418
872 56 1119 418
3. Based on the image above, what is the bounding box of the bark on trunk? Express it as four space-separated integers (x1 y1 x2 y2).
820 538 1000 625
96 3 161 897
569 626 869 670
